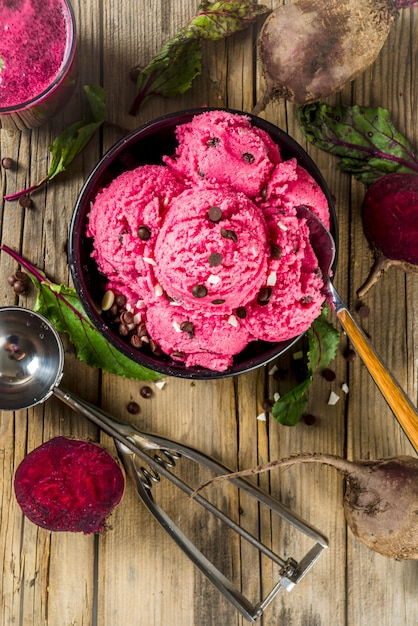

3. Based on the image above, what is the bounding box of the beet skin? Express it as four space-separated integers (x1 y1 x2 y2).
14 436 125 534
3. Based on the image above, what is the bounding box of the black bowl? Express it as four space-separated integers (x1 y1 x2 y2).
68 108 338 379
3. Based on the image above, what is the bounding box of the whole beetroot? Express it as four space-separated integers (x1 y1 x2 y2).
357 172 418 297
253 0 418 113
195 453 418 560
14 436 125 534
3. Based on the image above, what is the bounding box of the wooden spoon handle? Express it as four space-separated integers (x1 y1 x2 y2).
337 308 418 453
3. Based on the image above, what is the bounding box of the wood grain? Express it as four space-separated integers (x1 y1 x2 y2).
0 1 417 625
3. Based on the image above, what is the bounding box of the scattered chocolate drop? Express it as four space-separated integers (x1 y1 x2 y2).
262 398 274 412
344 348 357 362
18 195 33 208
137 225 151 241
1 157 13 169
206 138 220 147
192 284 208 298
242 152 255 163
270 244 282 259
7 270 30 295
212 299 225 305
208 252 222 267
127 401 140 414
357 304 370 318
303 414 316 426
322 368 336 382
140 386 153 399
221 228 238 243
207 206 223 223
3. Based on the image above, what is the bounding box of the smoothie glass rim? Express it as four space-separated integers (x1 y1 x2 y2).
0 0 77 114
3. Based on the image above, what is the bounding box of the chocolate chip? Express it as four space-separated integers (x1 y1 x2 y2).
270 244 282 259
140 386 153 399
180 321 194 337
344 348 356 362
322 368 336 381
221 228 238 243
18 195 32 208
300 295 313 305
120 310 134 325
242 152 255 163
12 280 27 294
1 157 13 169
212 299 225 305
236 306 247 319
171 351 186 359
207 206 223 223
149 338 162 355
257 286 272 305
127 401 140 414
357 304 370 318
130 334 142 348
208 252 222 267
206 138 220 147
118 323 129 336
115 294 127 307
138 225 151 241
262 398 274 412
303 414 316 426
260 187 267 200
192 284 208 298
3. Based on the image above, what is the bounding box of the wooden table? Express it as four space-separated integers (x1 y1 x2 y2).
1 1 417 624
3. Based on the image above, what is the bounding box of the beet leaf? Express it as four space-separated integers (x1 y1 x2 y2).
129 0 269 115
272 308 340 426
4 85 106 201
298 103 418 187
2 246 160 381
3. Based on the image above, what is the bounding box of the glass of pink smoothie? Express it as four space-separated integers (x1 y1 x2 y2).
0 0 78 131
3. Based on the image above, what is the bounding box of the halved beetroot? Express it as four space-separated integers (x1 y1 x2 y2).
14 436 125 534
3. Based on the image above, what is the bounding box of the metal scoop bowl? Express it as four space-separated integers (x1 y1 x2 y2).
0 305 328 622
297 205 418 453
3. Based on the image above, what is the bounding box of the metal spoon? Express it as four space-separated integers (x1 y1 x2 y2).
297 205 418 453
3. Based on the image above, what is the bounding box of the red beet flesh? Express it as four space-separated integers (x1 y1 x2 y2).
357 172 418 296
14 436 125 534
362 173 418 265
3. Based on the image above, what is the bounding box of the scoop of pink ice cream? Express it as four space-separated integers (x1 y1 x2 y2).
243 217 325 342
259 158 330 228
164 110 281 197
145 296 250 371
87 164 185 301
153 186 269 311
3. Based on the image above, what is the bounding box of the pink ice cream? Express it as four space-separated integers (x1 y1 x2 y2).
87 110 331 372
164 109 281 197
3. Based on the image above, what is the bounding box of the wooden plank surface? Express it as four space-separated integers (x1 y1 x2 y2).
0 1 417 625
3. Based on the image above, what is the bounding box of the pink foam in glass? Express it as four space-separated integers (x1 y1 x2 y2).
0 0 77 130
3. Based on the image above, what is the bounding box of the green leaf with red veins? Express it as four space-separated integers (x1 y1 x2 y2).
130 0 269 115
1 246 160 381
298 103 418 187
